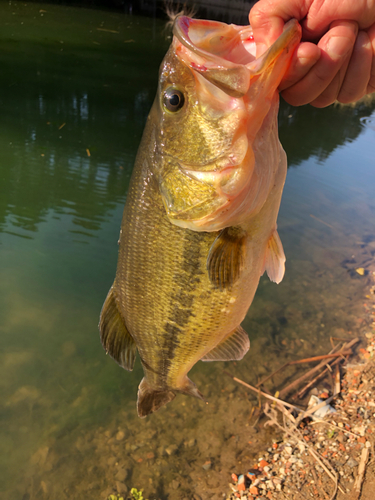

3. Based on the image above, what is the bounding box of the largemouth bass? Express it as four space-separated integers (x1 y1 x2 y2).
99 17 301 418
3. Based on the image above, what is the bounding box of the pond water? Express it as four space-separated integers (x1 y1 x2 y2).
1 3 375 500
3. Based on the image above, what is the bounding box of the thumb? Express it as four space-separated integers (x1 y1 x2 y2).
249 7 285 55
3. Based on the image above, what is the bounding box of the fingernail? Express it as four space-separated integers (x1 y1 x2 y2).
326 36 352 59
298 53 320 67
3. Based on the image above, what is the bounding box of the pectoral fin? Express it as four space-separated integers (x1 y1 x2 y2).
201 326 250 361
264 230 285 284
207 227 247 290
99 286 137 371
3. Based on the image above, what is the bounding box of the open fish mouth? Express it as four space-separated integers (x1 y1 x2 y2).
173 16 301 96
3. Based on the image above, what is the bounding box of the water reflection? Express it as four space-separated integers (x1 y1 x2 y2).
1 79 374 239
279 99 375 166
0 2 168 239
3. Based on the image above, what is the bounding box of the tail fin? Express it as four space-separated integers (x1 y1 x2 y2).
137 377 206 418
137 378 176 418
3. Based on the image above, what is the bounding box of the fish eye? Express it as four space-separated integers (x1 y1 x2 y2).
163 88 185 112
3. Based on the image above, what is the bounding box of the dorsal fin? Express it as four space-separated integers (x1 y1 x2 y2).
99 287 137 371
201 326 250 361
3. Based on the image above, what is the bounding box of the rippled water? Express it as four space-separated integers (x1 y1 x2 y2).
1 3 375 500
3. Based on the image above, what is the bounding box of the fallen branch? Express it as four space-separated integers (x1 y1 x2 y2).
279 338 359 398
292 357 345 400
225 371 362 439
224 371 304 413
352 442 371 499
334 366 341 396
256 351 352 388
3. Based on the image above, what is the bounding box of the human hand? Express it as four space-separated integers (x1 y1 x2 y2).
249 0 375 107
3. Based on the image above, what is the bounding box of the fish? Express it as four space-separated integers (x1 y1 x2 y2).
99 16 301 418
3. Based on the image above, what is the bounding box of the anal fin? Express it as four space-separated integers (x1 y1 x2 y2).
99 286 137 371
201 326 250 362
137 378 176 418
207 226 247 290
264 230 285 284
179 377 206 402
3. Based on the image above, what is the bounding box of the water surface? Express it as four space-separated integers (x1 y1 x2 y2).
1 3 375 499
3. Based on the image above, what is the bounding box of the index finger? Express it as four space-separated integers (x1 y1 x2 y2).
249 0 313 54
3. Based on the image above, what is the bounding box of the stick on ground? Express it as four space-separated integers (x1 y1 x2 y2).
352 442 371 499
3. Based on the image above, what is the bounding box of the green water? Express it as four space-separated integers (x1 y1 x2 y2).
1 3 375 499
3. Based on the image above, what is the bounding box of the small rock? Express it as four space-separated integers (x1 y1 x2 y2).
170 479 180 490
166 444 178 456
297 443 305 453
116 431 125 441
202 460 212 470
157 446 166 456
116 481 128 494
266 480 275 490
115 468 129 482
185 438 196 448
347 458 358 468
100 488 113 499
249 486 259 495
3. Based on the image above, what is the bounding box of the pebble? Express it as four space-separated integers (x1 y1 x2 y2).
115 481 127 494
185 438 196 448
115 468 128 482
165 444 178 456
202 460 212 471
346 458 359 468
171 479 180 489
115 431 125 441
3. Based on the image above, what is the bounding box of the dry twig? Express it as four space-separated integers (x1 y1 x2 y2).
256 351 352 388
352 442 371 499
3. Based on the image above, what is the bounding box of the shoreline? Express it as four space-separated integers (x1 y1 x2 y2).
226 264 375 500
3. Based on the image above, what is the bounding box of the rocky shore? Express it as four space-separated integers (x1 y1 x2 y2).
226 267 375 500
